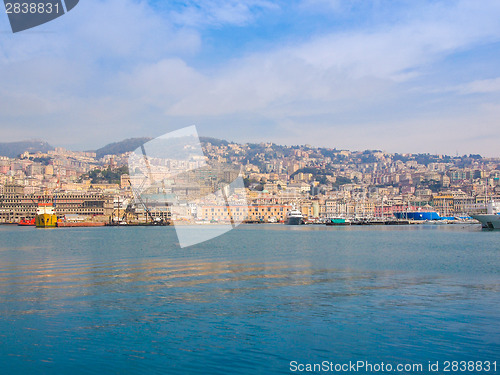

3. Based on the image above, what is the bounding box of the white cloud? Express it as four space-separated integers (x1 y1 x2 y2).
120 58 209 107
1 0 500 156
0 0 201 64
69 0 201 60
166 0 279 27
292 2 500 80
269 104 500 157
120 0 500 120
297 0 343 14
457 77 500 94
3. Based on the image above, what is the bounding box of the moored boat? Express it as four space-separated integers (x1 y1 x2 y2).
472 214 500 229
35 202 57 228
385 219 409 225
394 210 441 221
326 217 351 226
470 201 500 229
285 206 304 225
18 218 35 226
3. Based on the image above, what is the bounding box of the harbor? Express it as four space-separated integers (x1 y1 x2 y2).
2 1 500 373
0 223 498 374
0 190 494 229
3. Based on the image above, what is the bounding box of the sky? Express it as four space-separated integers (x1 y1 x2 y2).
0 0 500 156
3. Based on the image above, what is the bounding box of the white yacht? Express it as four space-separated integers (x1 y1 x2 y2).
285 206 304 225
471 201 500 229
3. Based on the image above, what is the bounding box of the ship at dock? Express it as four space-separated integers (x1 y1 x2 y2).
285 206 304 225
393 209 441 221
470 201 500 229
35 202 58 228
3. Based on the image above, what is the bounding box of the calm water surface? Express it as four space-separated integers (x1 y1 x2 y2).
0 224 499 374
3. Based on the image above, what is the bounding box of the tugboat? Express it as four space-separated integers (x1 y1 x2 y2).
35 202 58 228
285 206 304 225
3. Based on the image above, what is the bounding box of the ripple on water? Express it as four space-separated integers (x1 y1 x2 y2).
0 226 499 374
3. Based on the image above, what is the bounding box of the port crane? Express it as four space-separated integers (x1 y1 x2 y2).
128 180 168 225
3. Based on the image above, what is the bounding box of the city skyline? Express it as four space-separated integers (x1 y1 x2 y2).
1 134 499 226
0 135 497 159
1 0 500 156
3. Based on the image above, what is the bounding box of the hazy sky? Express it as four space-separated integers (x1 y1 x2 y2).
1 0 500 156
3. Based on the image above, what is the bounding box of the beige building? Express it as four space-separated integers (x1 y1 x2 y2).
246 204 292 222
199 205 249 223
431 194 454 216
0 189 114 223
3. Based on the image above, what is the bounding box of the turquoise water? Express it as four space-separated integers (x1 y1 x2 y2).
0 224 498 374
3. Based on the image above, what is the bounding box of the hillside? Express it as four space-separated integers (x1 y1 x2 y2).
0 141 53 158
94 137 152 159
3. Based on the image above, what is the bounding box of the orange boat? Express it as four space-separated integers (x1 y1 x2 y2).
18 218 35 226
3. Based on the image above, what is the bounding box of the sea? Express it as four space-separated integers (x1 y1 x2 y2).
0 224 498 374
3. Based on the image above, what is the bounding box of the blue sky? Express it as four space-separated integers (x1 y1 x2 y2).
1 0 500 156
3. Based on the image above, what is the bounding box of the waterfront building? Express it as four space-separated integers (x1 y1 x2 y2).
431 194 455 216
245 204 292 223
0 190 114 223
198 205 249 223
300 202 314 218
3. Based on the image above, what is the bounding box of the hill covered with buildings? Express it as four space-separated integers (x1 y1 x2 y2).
0 141 53 158
0 137 499 223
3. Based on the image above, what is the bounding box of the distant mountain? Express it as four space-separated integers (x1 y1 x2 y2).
0 141 54 158
94 136 233 158
94 137 152 159
199 136 229 147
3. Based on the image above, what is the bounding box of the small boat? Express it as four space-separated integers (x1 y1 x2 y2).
326 217 351 226
385 220 409 225
351 217 368 225
18 218 35 226
107 218 129 226
365 219 385 225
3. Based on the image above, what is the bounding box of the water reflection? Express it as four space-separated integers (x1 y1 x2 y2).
0 226 499 374
1 258 499 313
